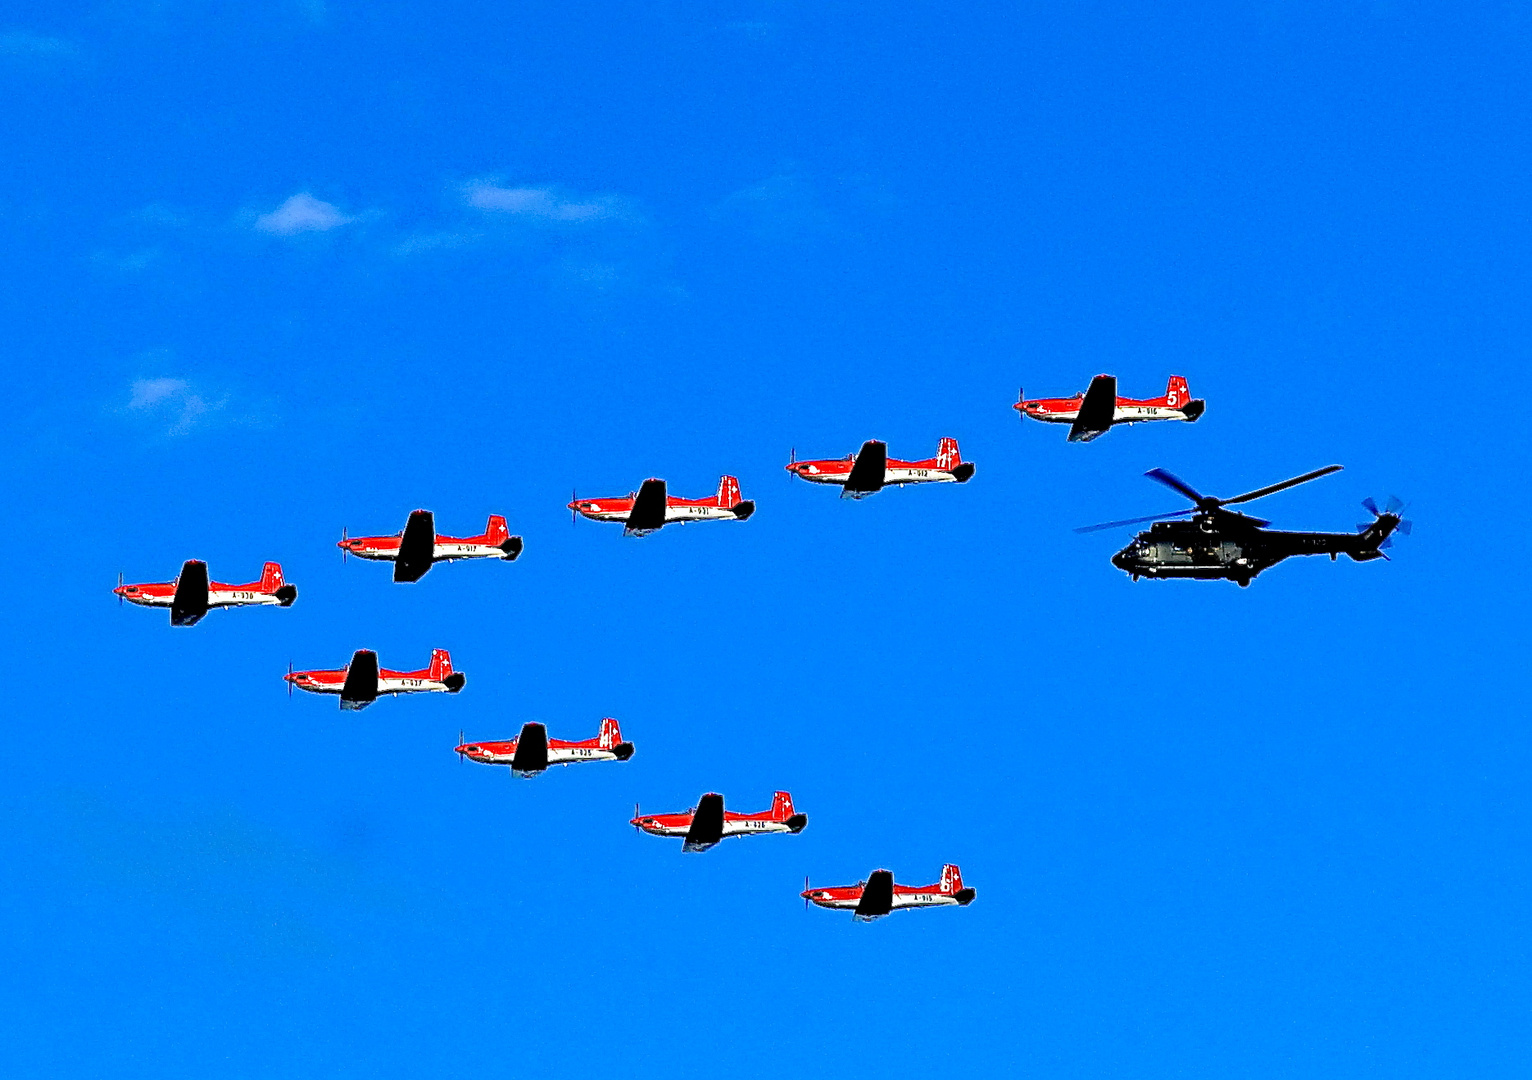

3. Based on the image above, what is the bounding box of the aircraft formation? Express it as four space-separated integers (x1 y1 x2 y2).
115 374 1409 919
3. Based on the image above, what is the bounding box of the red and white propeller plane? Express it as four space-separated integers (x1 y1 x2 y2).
568 476 755 536
339 511 523 583
1015 375 1205 442
456 718 634 777
801 864 976 920
115 560 297 627
786 438 975 498
285 648 465 710
631 791 807 852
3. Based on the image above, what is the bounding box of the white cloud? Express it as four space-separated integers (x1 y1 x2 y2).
127 377 222 435
0 31 78 58
463 182 625 223
128 377 188 409
254 193 354 236
717 171 833 239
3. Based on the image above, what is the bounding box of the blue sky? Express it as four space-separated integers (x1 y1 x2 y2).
2 2 1529 1077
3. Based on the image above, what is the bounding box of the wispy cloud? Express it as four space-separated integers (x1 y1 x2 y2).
0 31 79 59
254 192 355 236
715 170 833 240
126 376 224 435
463 182 631 223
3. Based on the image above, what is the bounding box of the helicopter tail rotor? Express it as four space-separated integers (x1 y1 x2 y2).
1359 496 1413 553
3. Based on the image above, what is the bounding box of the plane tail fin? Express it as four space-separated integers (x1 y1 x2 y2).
936 437 962 470
429 649 453 681
940 864 964 894
260 562 285 590
598 717 622 750
771 791 796 821
1165 375 1191 408
484 515 509 545
716 475 743 509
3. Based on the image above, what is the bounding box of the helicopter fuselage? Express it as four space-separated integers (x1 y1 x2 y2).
1111 515 1395 586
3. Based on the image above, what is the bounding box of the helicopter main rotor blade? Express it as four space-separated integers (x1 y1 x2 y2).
1074 509 1196 534
1220 464 1342 506
1143 468 1205 505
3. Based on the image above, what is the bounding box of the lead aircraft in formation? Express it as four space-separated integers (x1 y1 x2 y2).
286 648 465 710
1016 374 1205 442
802 864 976 920
631 791 807 852
116 560 297 626
456 718 634 777
339 511 523 582
786 437 974 498
569 476 755 536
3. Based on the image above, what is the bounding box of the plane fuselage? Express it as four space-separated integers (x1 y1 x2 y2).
286 668 456 695
117 583 289 610
787 459 964 486
1017 397 1196 425
340 537 516 562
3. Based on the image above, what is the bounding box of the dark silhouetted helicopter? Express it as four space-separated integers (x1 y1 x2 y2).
1078 465 1411 587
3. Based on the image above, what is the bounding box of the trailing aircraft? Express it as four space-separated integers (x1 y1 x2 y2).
631 791 807 852
285 648 465 710
115 560 296 627
339 511 523 583
569 476 755 536
786 437 975 499
1077 465 1411 587
801 864 976 920
1015 375 1205 442
456 718 634 777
